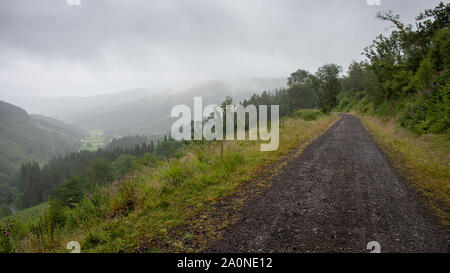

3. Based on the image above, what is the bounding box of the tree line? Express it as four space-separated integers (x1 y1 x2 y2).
242 64 342 116
336 2 449 134
244 2 448 137
16 136 186 209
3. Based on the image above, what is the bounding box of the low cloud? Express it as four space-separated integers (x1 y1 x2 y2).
0 0 442 98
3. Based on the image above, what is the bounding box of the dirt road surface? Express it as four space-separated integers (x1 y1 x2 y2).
207 114 448 253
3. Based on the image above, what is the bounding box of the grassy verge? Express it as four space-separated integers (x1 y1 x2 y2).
8 115 339 253
11 203 49 225
356 113 450 228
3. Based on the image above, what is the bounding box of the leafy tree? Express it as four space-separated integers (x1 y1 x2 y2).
0 204 12 218
338 2 449 134
113 154 137 177
288 69 310 87
85 158 113 186
415 2 450 54
51 176 90 208
154 140 184 158
310 64 342 114
0 183 12 205
243 69 318 117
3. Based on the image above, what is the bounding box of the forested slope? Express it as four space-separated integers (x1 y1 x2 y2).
335 3 449 135
0 100 83 215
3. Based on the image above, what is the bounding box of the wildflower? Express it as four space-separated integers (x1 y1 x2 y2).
412 111 415 116
5 232 9 236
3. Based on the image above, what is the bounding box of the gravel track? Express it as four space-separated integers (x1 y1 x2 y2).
207 114 448 253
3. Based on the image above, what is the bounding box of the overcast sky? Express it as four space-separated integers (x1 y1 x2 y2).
0 0 444 98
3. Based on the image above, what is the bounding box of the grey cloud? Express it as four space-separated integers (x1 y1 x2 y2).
0 0 443 97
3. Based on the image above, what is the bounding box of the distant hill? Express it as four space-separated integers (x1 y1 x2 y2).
70 78 287 136
0 100 83 186
9 78 286 137
7 88 173 122
8 78 286 136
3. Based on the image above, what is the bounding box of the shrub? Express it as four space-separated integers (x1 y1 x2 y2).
67 191 103 227
85 158 113 186
0 221 14 253
398 72 449 135
51 176 91 208
154 140 185 159
136 153 159 167
296 110 323 121
0 204 12 218
113 154 137 177
337 97 350 110
48 200 67 227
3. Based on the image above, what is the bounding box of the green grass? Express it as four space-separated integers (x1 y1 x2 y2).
8 202 49 225
88 130 104 137
357 113 450 228
9 115 340 253
80 130 105 151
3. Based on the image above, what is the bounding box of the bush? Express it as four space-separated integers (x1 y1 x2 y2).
48 200 67 227
0 204 12 218
296 110 323 121
51 176 91 208
398 72 449 135
154 140 185 159
0 221 14 253
0 218 27 253
67 190 104 227
85 158 113 186
113 154 137 177
337 97 350 110
136 153 159 167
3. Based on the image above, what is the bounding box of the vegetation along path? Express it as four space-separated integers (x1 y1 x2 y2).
207 114 448 253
